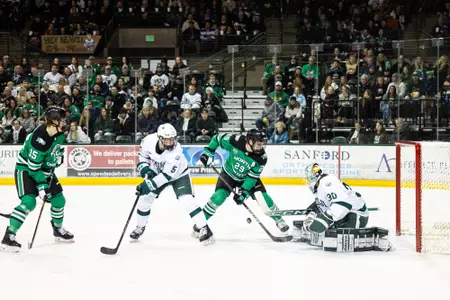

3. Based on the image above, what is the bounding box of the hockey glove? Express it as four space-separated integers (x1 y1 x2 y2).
137 162 157 179
136 178 157 196
37 184 52 202
303 211 317 231
199 148 215 167
233 189 250 205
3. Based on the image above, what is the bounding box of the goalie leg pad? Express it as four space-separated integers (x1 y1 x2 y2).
292 220 323 246
323 227 392 252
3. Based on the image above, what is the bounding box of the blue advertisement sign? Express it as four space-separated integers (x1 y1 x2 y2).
182 146 230 176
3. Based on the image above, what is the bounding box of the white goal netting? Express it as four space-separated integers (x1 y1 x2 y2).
397 142 450 254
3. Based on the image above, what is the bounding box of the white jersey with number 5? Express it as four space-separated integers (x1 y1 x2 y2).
314 174 368 222
138 133 189 188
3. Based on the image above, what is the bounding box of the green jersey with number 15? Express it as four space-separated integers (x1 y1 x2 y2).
16 125 66 185
207 133 267 191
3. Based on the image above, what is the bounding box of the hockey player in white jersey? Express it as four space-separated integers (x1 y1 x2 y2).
131 123 214 245
302 163 369 233
295 163 391 252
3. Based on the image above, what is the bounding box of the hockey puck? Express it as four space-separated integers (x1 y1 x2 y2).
246 218 252 224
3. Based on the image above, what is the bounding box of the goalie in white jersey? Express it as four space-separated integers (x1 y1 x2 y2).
131 123 214 245
302 163 369 234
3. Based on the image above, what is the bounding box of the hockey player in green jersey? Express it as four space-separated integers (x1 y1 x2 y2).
1 106 74 252
198 129 289 233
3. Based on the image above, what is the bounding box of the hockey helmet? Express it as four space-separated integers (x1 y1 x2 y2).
157 123 177 149
45 106 66 122
304 163 323 193
247 129 267 154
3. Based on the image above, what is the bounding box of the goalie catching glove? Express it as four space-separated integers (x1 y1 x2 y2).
199 148 215 167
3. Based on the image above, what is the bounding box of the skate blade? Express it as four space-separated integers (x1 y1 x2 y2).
54 237 75 243
129 238 140 243
0 244 20 253
201 237 215 246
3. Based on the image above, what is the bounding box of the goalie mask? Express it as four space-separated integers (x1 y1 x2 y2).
305 163 323 193
247 129 267 154
157 123 177 150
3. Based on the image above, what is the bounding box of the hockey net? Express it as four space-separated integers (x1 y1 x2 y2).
396 141 450 253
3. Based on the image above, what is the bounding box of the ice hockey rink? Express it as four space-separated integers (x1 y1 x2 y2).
1 185 450 300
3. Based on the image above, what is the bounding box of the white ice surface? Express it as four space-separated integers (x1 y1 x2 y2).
1 185 450 300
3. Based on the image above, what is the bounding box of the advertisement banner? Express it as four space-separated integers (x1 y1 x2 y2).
41 35 101 54
66 145 230 178
183 146 229 177
66 145 139 177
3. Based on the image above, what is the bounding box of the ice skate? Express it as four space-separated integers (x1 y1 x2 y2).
130 226 146 242
191 225 200 239
276 219 290 233
199 225 215 246
51 221 75 243
0 227 21 252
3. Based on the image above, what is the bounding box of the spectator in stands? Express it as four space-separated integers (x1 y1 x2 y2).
195 108 216 142
151 64 170 88
285 96 302 141
183 21 201 53
177 109 196 141
269 81 289 108
392 118 413 142
269 121 289 144
63 67 77 88
181 84 202 111
102 66 118 88
7 119 27 144
0 66 10 92
386 73 406 98
102 57 120 75
114 107 134 137
18 109 36 134
1 108 13 130
2 56 13 77
44 65 63 90
337 85 356 124
347 122 366 144
79 106 95 139
67 121 91 144
0 127 6 143
23 95 44 120
202 87 228 123
93 107 115 143
203 73 223 99
262 56 280 94
255 96 280 135
382 85 401 126
373 121 389 144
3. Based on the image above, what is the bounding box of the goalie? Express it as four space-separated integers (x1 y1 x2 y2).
294 163 391 252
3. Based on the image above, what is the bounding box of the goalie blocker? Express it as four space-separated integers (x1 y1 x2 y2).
292 220 391 252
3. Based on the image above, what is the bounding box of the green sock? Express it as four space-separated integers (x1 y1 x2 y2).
203 188 229 220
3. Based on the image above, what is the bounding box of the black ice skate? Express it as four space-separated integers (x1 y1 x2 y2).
130 226 145 241
198 225 215 246
191 225 200 239
51 221 74 242
0 227 21 252
276 220 290 233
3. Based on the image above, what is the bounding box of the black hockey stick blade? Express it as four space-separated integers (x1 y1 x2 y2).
243 202 293 243
100 246 118 255
0 212 11 219
100 191 141 255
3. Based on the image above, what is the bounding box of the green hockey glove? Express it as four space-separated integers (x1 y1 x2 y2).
136 178 157 196
233 189 250 205
37 184 52 202
199 148 215 167
137 162 157 179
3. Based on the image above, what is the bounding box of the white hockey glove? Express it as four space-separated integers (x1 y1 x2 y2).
303 211 317 231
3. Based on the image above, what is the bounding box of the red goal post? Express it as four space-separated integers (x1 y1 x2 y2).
396 141 450 254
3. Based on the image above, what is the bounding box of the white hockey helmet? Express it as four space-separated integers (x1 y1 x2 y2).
157 123 177 149
304 163 323 193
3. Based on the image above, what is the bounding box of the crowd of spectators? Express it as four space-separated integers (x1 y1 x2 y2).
257 0 450 144
0 54 229 144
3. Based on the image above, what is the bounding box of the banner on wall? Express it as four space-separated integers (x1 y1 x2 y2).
65 145 230 178
41 35 101 54
66 145 139 177
263 145 397 180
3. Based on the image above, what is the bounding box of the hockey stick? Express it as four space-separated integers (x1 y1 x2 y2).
265 207 380 217
0 212 11 219
100 191 142 255
211 166 293 242
28 200 46 249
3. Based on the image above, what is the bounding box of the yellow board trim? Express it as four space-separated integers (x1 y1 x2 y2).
0 177 396 187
